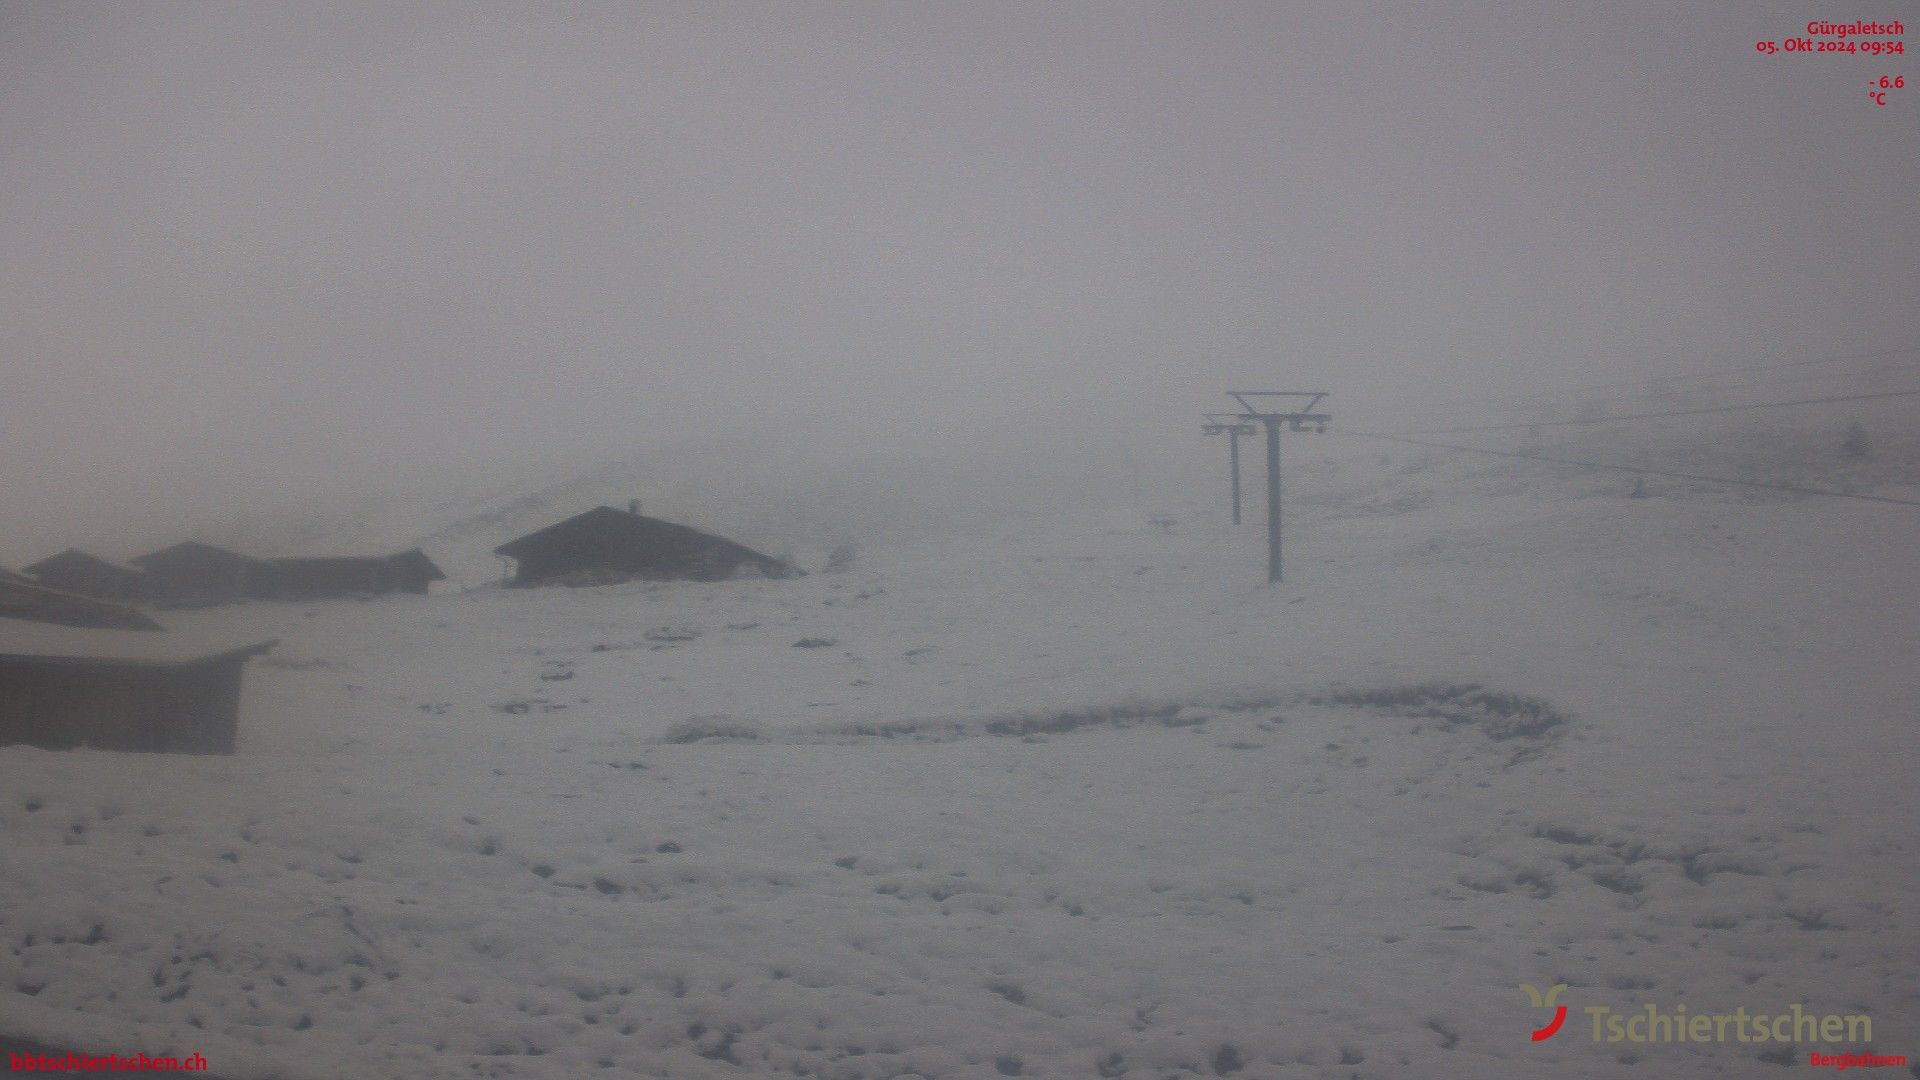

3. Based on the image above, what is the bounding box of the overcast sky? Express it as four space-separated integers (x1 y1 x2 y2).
2 1 1915 558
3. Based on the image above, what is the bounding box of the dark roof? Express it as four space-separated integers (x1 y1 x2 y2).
384 549 446 580
0 579 163 631
267 555 388 571
261 551 443 582
130 541 260 571
495 507 797 579
22 548 140 579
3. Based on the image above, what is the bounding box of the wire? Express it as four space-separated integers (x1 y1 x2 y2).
1338 431 1920 508
1567 356 1920 398
1547 359 1920 414
1408 389 1920 435
1566 344 1920 393
1388 343 1920 415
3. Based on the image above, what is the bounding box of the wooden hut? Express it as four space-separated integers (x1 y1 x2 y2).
250 549 444 600
130 542 264 607
0 579 163 631
0 602 273 754
251 557 387 600
21 548 144 600
494 506 799 586
384 549 446 593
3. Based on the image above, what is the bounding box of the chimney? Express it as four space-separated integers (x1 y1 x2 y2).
628 499 642 516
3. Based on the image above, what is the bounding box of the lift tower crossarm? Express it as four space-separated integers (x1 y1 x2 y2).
1202 413 1258 524
1220 391 1332 582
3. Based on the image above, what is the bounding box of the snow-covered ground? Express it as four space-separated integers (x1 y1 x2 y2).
3 429 1917 1078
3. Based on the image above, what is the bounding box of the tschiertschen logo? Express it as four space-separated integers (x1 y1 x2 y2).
1516 982 1892 1062
1519 983 1569 1042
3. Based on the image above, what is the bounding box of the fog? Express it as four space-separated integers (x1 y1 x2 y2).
3 1 1915 556
5 6 1920 1076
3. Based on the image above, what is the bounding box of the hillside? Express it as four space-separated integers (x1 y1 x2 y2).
2 416 1916 1078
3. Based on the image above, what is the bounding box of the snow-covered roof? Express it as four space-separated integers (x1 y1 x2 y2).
0 579 162 631
0 618 275 666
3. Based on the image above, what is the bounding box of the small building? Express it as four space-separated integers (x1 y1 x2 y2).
21 548 145 600
0 609 273 755
130 542 264 607
494 506 800 586
383 549 446 593
251 550 445 600
0 578 163 631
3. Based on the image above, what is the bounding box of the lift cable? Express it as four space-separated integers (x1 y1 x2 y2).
1566 343 1920 393
1406 388 1920 436
1338 431 1920 509
1399 343 1920 414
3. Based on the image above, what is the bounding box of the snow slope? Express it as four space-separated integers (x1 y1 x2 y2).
2 428 1916 1078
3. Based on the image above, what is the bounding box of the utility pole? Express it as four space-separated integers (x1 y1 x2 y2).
1225 391 1330 583
1265 416 1281 577
1202 413 1257 524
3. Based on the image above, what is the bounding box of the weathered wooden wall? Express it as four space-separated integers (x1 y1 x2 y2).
0 657 243 754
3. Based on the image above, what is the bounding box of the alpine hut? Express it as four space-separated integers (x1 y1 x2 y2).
250 550 445 600
130 542 264 607
21 548 144 600
0 584 274 754
0 578 163 631
494 506 799 586
383 549 446 593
